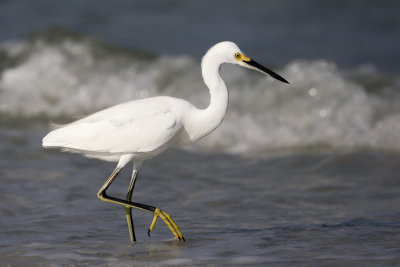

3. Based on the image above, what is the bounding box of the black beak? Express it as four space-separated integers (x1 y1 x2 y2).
244 59 289 84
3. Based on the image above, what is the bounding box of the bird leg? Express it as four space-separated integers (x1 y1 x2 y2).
124 170 138 243
97 167 184 241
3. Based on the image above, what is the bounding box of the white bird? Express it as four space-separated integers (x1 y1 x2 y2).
42 41 289 242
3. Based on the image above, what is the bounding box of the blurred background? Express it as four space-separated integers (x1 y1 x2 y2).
1 0 399 69
1 0 400 152
1 0 400 266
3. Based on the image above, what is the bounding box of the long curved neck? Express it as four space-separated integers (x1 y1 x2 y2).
188 52 228 141
202 56 229 124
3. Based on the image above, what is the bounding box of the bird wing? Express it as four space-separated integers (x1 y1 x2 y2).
42 97 183 155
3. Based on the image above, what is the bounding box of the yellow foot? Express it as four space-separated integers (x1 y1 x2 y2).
147 208 185 241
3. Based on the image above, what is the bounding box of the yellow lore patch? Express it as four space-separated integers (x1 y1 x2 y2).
234 52 250 62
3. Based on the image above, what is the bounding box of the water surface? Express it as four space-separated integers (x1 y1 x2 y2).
1 1 400 266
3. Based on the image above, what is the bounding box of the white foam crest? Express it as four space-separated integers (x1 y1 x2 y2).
196 60 398 152
1 38 399 153
0 39 161 118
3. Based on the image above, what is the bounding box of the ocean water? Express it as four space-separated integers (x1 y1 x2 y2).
1 1 400 266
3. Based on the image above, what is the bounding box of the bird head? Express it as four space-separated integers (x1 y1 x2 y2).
207 41 289 84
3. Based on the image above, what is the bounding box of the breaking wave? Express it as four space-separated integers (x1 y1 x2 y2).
1 29 400 153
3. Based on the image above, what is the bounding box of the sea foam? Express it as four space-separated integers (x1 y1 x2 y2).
1 33 399 153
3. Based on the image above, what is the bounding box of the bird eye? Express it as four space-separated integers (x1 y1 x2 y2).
234 53 241 60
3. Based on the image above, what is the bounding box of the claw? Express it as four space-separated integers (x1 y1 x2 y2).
147 229 151 237
147 208 184 241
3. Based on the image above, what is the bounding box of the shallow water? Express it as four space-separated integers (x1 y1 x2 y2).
1 1 400 266
0 126 399 266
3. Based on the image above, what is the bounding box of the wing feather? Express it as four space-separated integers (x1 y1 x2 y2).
42 97 183 156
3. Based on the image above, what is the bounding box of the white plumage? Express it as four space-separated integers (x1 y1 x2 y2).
42 41 289 242
43 96 190 161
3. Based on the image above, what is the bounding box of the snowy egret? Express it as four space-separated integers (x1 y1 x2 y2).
42 41 289 242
